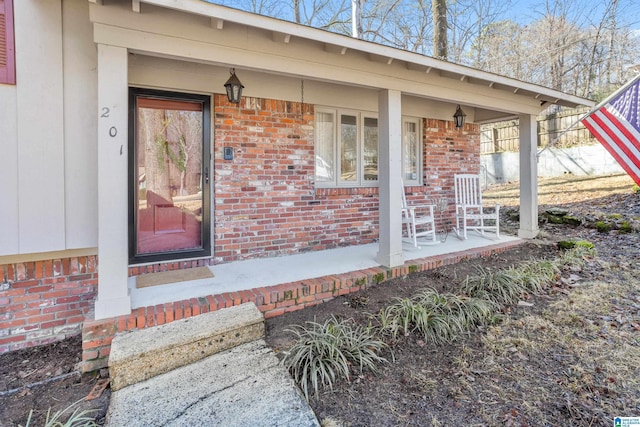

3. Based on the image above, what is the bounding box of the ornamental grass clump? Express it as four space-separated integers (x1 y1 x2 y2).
462 266 527 306
519 259 560 293
20 400 98 427
377 288 493 344
282 316 388 400
556 242 596 269
463 259 560 306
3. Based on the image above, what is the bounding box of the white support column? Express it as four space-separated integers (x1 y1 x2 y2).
376 89 404 267
94 44 131 320
518 114 539 239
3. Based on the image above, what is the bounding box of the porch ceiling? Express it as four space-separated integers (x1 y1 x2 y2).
89 0 593 121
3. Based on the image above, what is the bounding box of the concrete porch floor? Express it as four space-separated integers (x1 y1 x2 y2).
130 232 521 309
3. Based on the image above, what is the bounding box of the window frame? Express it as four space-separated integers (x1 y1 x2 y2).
337 110 362 186
402 116 422 186
0 0 16 85
314 107 422 188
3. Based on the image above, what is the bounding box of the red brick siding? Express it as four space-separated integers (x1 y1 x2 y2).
212 95 480 263
419 119 482 226
0 257 97 354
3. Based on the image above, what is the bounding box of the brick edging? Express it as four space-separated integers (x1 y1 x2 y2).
80 239 523 372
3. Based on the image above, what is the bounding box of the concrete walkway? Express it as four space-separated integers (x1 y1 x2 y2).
106 339 319 427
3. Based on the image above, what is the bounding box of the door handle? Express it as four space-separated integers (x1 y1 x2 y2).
204 167 209 184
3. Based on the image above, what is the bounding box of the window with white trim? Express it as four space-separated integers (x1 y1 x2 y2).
402 117 421 184
315 108 422 187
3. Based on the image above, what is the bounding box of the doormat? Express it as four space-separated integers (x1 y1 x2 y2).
136 267 214 289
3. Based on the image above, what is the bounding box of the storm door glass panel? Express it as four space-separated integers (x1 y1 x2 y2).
315 110 335 184
340 114 357 183
363 117 378 182
403 119 419 183
135 97 204 256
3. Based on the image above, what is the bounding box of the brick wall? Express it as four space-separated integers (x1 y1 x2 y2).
213 95 480 263
0 256 97 354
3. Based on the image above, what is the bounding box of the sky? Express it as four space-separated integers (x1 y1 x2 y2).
507 0 640 30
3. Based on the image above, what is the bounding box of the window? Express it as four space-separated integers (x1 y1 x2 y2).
402 117 421 185
0 0 15 85
315 108 421 187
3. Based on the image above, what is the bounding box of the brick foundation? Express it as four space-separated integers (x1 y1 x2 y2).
0 256 97 354
80 239 523 372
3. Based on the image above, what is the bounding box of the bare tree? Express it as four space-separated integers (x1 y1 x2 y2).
206 0 640 98
432 0 448 59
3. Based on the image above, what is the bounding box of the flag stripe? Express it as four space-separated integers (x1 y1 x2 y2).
580 76 640 186
582 116 640 186
590 109 640 165
584 116 640 180
600 107 640 152
583 113 640 177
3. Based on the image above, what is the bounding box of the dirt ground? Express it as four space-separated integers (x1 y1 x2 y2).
1 173 638 427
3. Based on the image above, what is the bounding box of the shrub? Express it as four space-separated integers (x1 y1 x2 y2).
595 221 611 233
377 288 493 344
282 316 388 400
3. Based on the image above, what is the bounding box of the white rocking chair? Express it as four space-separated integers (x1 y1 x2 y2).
454 174 500 239
401 180 437 247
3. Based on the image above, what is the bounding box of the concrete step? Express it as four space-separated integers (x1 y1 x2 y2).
108 302 264 391
105 339 320 427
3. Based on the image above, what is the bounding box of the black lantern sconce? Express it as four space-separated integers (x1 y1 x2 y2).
224 68 244 104
453 105 466 128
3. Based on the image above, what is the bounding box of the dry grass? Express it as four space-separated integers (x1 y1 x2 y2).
469 266 640 426
484 173 636 207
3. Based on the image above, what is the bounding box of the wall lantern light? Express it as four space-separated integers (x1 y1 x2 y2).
453 105 466 128
224 68 244 103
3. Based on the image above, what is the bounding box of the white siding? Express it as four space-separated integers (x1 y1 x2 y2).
0 0 98 257
15 0 66 253
63 0 98 249
0 85 19 255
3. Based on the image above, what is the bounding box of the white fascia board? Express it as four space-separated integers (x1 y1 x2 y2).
93 23 543 115
137 0 592 109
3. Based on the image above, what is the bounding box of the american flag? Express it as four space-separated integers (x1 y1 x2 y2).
582 74 640 186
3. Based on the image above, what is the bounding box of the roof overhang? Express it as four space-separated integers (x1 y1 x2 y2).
88 0 594 121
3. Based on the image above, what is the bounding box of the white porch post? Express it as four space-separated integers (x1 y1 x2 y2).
518 114 539 239
376 89 404 267
94 44 131 319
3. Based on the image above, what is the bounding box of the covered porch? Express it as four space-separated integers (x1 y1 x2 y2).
89 0 590 323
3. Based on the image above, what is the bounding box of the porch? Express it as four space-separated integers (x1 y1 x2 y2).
81 232 522 371
130 233 521 310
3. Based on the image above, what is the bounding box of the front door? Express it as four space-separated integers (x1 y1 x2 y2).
128 88 211 264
